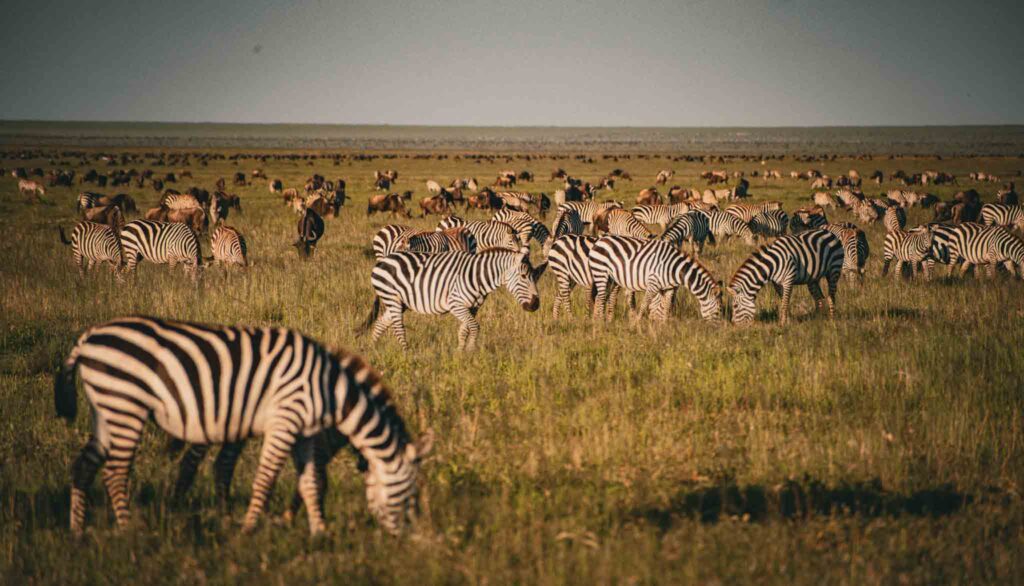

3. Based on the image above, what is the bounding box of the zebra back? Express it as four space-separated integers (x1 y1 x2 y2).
120 220 202 273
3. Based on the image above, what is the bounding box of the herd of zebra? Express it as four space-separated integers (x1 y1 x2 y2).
43 170 1024 541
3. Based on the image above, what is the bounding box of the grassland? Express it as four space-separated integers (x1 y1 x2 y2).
1 147 1023 584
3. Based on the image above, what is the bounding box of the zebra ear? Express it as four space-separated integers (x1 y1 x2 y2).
532 262 548 281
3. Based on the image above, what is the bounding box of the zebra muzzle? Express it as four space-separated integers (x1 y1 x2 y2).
521 296 540 312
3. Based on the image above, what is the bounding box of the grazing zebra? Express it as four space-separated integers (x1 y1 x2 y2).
631 203 691 228
408 227 477 254
552 206 586 239
725 201 782 223
659 211 713 255
702 210 756 245
58 221 124 277
790 207 828 233
555 201 622 234
589 236 721 322
749 209 789 240
436 216 522 252
55 316 433 536
883 206 907 232
361 250 545 350
823 223 869 282
595 209 653 238
77 191 103 211
546 235 599 318
209 225 248 267
882 227 934 280
980 203 1024 230
492 208 550 253
120 220 202 279
726 229 844 326
945 223 1024 278
372 224 417 260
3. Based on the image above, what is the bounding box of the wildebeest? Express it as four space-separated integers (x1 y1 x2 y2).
269 179 284 193
367 193 411 218
419 191 454 216
517 170 534 182
636 187 661 206
294 208 325 258
18 179 45 199
655 170 674 185
145 206 207 234
82 205 125 232
426 180 443 194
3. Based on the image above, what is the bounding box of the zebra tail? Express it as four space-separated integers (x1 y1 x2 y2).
54 345 81 421
58 226 72 245
356 297 381 335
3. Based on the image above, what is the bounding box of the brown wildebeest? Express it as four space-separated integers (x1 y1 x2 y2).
419 191 453 216
655 170 674 185
517 170 534 182
294 208 324 258
18 179 46 199
83 205 125 232
367 193 410 218
233 172 246 186
145 206 207 234
93 193 137 214
551 168 568 181
636 187 661 206
494 174 516 188
269 179 284 193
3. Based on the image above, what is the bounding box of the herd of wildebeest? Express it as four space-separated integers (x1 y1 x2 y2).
8 147 1024 538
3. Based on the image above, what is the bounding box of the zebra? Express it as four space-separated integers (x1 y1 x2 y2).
882 227 934 280
160 192 202 210
407 227 477 254
58 221 124 277
630 203 691 229
823 223 869 282
54 316 433 536
372 225 417 260
659 211 712 256
77 191 103 212
725 201 782 224
120 220 202 279
702 210 756 246
726 229 844 326
749 209 789 241
552 206 586 239
361 250 546 350
945 223 1024 278
435 216 522 252
790 207 828 233
595 209 653 238
209 224 248 267
555 201 622 235
494 191 532 211
980 203 1024 230
883 206 907 232
492 208 550 253
589 236 721 323
546 235 599 318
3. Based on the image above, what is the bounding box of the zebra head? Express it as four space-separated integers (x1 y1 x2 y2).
364 430 434 535
725 281 757 325
504 255 546 311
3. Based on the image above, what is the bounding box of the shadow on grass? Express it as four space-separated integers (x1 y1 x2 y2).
632 476 993 529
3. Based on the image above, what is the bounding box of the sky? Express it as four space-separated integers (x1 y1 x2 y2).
0 0 1021 127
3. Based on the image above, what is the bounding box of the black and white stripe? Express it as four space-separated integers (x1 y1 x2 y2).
55 316 432 536
980 203 1024 230
436 216 522 252
555 201 622 234
659 211 712 256
597 209 653 238
823 223 869 282
882 227 934 280
408 228 477 254
546 235 598 318
727 229 844 325
725 201 782 224
749 209 789 240
58 221 124 276
492 208 550 253
589 236 721 322
120 220 202 278
945 223 1024 278
372 225 416 260
631 203 691 228
703 210 756 246
210 224 248 267
883 207 907 232
362 250 546 350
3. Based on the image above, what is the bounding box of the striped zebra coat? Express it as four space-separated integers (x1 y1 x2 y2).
436 216 522 252
659 211 712 255
882 227 934 280
55 316 433 536
589 236 721 322
727 229 844 326
408 227 477 254
595 209 653 238
725 201 782 224
555 201 622 235
702 210 756 245
546 235 599 318
492 208 550 253
749 209 789 241
362 250 546 350
209 224 248 267
946 223 1024 278
58 221 124 276
790 207 828 233
160 193 202 210
980 203 1024 230
552 206 586 239
631 203 691 229
824 223 869 282
372 225 416 260
883 207 907 232
120 220 202 279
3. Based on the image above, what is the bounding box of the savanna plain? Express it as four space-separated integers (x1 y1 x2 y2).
1 142 1023 584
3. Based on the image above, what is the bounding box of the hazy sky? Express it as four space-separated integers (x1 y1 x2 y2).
1 0 1021 126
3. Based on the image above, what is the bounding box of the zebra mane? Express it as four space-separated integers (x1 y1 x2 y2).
728 245 771 289
330 350 412 448
476 247 523 256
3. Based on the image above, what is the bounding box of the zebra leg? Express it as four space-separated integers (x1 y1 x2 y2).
605 284 621 321
213 442 245 508
591 275 609 321
100 427 142 529
389 312 410 350
959 262 973 278
242 427 298 533
553 277 572 319
70 437 107 536
807 281 825 313
452 305 481 351
778 282 794 326
172 444 209 503
288 431 344 522
290 437 326 535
